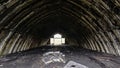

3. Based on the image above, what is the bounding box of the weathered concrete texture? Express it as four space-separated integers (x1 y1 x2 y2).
0 46 120 68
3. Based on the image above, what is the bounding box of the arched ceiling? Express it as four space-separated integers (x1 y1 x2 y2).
0 0 120 56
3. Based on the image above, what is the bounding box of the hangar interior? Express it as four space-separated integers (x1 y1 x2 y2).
0 0 120 68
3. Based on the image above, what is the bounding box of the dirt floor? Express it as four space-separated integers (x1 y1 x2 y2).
0 46 120 68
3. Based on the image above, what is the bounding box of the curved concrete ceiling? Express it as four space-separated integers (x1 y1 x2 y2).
0 0 120 56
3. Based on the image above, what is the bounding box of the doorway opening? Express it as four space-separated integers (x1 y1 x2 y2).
50 33 65 45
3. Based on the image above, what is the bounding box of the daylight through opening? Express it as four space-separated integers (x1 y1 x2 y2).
50 33 65 45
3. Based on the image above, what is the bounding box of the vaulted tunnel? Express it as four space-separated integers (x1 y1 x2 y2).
0 0 120 57
0 0 120 68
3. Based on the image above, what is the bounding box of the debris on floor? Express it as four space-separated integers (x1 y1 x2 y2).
42 51 66 64
64 61 88 68
0 46 120 68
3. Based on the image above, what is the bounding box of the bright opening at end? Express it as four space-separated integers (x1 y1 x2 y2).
50 33 65 45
